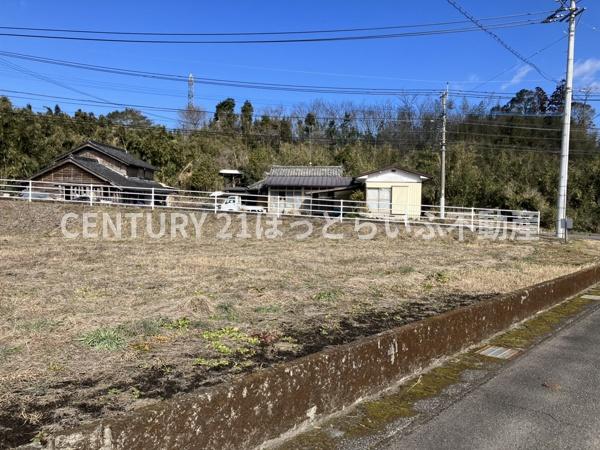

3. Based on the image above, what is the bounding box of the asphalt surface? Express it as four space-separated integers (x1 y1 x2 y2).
381 302 600 450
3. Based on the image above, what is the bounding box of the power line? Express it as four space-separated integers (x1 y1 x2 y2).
4 49 598 105
3 100 596 151
0 50 478 95
473 35 567 90
0 50 569 101
2 49 598 101
0 57 111 104
0 12 552 36
0 59 176 124
445 1 557 82
1 106 597 157
447 130 591 143
0 20 542 44
450 142 599 157
2 88 599 132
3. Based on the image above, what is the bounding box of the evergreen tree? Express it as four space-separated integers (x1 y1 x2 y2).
240 100 254 134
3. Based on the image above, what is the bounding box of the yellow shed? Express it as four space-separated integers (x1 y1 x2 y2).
356 166 430 219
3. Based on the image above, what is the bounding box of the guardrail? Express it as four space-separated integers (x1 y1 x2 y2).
0 178 540 235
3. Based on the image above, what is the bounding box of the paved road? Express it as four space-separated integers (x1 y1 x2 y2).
382 304 600 450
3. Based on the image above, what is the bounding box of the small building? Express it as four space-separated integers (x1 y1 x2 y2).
29 140 171 204
356 166 430 218
248 165 353 214
219 169 243 188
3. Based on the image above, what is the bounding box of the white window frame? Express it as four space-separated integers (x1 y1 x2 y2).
367 188 391 214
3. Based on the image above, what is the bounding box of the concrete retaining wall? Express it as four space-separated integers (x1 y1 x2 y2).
28 264 600 450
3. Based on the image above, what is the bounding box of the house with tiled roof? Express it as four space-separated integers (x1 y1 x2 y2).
30 141 171 204
247 165 353 214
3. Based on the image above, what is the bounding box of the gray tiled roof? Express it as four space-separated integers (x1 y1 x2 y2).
263 165 352 188
265 175 353 188
31 156 171 192
268 165 344 177
85 141 156 170
54 141 156 170
70 157 168 191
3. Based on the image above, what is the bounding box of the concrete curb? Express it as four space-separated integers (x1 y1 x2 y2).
25 264 600 450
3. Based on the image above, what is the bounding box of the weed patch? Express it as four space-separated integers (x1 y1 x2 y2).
162 317 192 331
192 357 231 368
214 302 238 321
201 327 259 359
78 328 126 351
0 345 22 361
120 318 163 337
254 305 282 314
313 289 341 302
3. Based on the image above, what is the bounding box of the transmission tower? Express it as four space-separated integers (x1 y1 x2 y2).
188 73 194 109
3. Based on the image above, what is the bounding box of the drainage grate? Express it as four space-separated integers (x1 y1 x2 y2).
477 345 520 360
582 294 600 301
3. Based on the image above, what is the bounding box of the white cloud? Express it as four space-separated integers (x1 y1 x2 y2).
574 58 600 82
574 58 600 93
501 66 532 90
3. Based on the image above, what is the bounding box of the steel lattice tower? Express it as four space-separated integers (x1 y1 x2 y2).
188 73 194 108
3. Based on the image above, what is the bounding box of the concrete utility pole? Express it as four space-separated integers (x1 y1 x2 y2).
440 85 448 219
549 0 581 238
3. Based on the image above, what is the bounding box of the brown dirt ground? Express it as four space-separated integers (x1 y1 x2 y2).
1 200 599 448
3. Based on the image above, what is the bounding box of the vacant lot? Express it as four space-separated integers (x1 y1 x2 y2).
1 201 599 447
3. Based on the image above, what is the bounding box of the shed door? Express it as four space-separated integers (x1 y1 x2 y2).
391 186 408 215
367 188 391 215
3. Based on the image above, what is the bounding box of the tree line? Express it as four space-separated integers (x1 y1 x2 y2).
0 81 599 231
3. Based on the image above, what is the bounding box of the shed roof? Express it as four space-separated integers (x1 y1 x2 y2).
356 165 431 180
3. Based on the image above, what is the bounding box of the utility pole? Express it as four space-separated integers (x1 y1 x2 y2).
440 85 448 219
544 1 584 238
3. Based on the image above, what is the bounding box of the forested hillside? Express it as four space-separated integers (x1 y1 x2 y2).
1 82 599 231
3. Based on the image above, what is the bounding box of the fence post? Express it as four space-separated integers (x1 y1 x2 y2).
28 180 32 202
339 199 344 223
537 211 541 235
89 184 93 206
151 188 155 210
471 207 475 231
214 194 217 213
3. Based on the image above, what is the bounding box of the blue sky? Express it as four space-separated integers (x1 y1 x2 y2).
1 0 599 126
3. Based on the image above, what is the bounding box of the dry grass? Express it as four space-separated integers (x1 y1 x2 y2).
1 200 599 444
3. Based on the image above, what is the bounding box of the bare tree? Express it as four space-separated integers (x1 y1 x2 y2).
178 105 207 131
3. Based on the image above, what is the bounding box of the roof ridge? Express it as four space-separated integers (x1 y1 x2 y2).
270 164 343 168
87 139 127 152
81 141 156 170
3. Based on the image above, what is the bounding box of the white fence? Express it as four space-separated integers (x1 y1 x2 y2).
0 178 540 236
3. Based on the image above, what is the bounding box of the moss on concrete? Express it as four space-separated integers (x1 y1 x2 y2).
276 429 337 450
276 293 598 449
339 352 492 438
491 296 593 349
